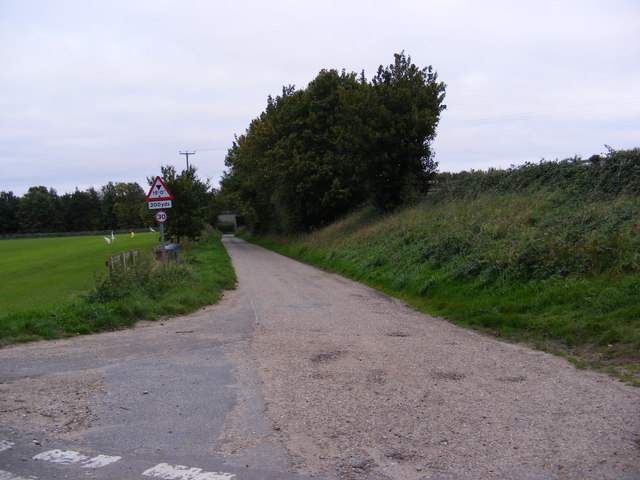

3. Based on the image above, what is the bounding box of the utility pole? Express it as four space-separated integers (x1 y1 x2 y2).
179 151 195 169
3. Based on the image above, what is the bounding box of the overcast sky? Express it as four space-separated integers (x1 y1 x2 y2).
1 0 639 197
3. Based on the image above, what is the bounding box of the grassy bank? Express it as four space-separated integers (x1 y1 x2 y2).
245 151 640 384
0 232 235 344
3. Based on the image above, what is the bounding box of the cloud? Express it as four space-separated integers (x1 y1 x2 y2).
1 0 639 195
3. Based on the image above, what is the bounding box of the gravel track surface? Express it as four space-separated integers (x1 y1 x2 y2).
223 236 640 480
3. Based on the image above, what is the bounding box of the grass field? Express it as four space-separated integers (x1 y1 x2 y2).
0 233 159 314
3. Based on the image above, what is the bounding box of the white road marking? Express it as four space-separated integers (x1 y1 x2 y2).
142 462 235 480
0 440 14 453
81 453 123 468
0 470 37 480
32 449 121 468
33 449 88 464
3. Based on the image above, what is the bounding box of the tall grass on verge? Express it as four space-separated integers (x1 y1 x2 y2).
244 149 640 384
0 232 236 344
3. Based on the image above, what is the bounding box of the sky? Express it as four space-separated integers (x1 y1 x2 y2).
1 0 639 197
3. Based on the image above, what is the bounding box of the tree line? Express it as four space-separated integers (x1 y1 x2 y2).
0 166 216 240
220 52 446 233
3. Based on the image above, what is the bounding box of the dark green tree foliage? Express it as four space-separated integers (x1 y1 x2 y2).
368 53 446 209
100 182 119 230
2 183 149 235
221 53 446 233
222 114 279 233
268 72 371 232
59 188 103 231
112 182 147 229
0 191 21 234
18 186 63 233
156 165 211 242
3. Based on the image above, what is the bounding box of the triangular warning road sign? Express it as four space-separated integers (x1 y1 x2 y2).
146 176 174 201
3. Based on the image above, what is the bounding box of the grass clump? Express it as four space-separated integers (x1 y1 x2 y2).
0 232 235 344
244 148 640 384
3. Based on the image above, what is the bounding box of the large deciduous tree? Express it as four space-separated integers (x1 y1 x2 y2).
221 53 446 233
268 70 369 232
368 52 446 209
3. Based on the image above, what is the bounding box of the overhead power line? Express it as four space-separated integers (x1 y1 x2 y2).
442 98 640 129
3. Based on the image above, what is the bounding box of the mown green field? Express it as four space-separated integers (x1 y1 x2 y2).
0 233 159 314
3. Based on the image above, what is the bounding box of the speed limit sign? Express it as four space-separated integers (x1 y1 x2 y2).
154 210 168 223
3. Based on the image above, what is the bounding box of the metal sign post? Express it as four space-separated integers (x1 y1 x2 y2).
159 223 166 266
154 210 168 267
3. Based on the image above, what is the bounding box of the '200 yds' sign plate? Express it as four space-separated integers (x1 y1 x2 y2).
148 200 172 210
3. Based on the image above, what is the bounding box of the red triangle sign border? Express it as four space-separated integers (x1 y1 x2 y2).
146 176 174 201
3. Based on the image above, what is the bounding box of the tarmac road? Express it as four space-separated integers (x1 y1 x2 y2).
0 238 323 480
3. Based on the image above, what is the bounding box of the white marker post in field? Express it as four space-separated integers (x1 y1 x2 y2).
147 176 174 267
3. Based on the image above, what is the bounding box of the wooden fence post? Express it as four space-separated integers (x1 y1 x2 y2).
106 250 141 275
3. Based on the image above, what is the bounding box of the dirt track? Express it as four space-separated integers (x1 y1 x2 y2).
223 236 640 480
